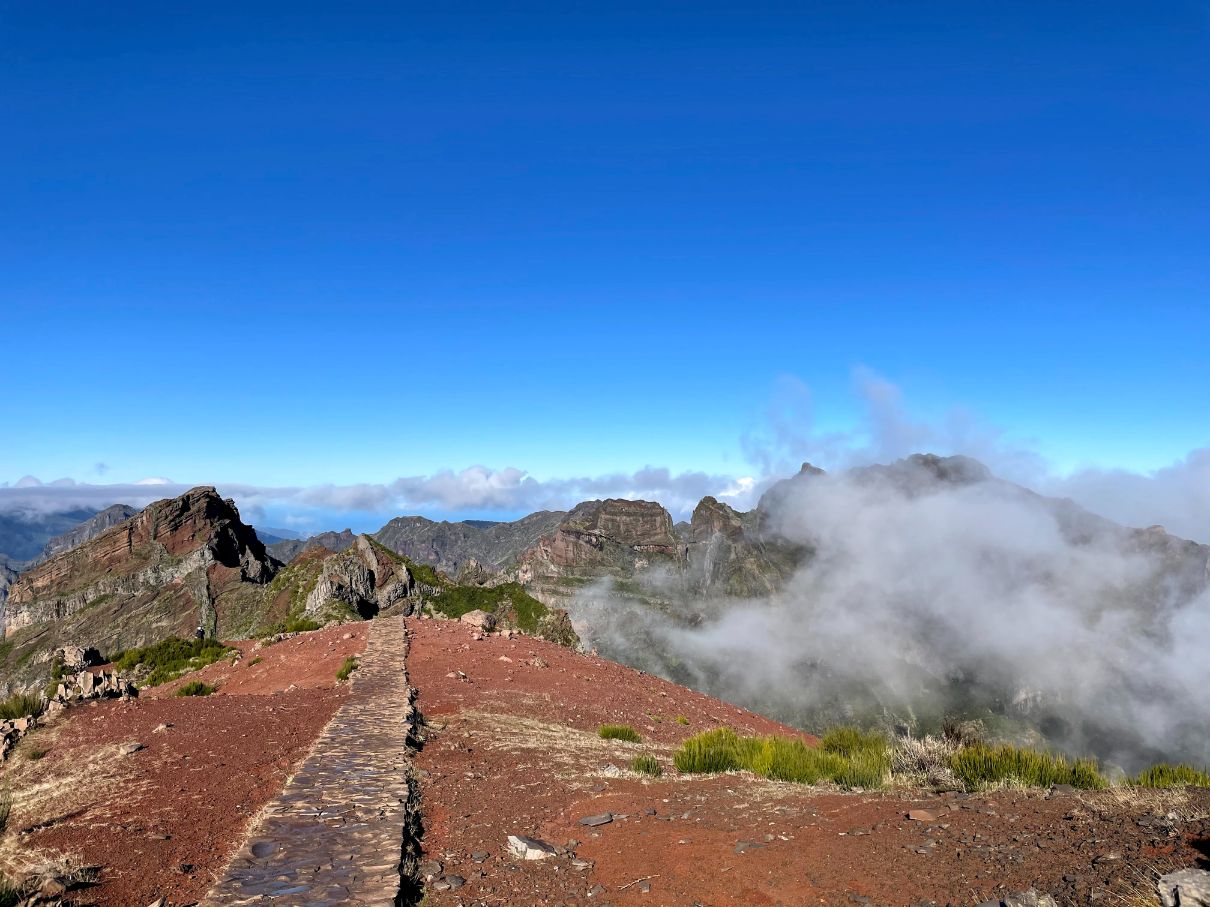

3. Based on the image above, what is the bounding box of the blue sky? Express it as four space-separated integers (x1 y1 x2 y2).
1 2 1207 529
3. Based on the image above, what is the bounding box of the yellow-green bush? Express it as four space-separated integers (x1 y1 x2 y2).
598 724 641 743
674 727 889 789
1135 763 1210 788
949 743 1106 790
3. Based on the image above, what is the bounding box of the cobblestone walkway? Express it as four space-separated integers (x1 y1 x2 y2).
202 617 419 906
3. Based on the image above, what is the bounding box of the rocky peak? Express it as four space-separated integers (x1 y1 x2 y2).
689 496 746 543
561 499 678 548
303 535 417 621
1 487 279 691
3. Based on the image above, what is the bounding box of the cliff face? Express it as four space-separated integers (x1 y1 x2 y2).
0 487 278 691
515 499 688 607
374 510 566 575
35 504 140 564
303 536 418 620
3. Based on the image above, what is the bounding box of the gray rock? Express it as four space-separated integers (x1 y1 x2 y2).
578 813 613 827
1159 869 1210 907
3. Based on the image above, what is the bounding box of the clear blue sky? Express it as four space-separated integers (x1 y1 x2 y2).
2 1 1207 493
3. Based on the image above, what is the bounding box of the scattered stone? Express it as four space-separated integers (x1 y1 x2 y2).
507 834 558 860
442 874 466 890
734 840 767 854
587 884 606 897
1159 869 1210 907
152 723 172 734
419 860 443 881
119 742 145 756
471 851 490 863
907 809 938 822
579 813 613 827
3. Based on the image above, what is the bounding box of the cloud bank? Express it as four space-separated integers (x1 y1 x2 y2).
2 371 1207 541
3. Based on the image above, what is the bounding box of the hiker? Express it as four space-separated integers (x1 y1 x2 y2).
194 626 205 641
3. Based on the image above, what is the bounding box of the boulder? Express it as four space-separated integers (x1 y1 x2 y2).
1159 869 1210 907
460 609 496 631
506 834 558 860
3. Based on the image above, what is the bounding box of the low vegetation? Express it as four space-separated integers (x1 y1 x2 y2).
256 616 322 637
25 746 49 761
948 742 1107 790
674 715 690 725
630 754 663 777
112 637 233 686
176 680 216 697
674 727 889 788
336 656 359 682
247 656 262 667
1134 763 1210 788
599 724 642 743
0 692 44 721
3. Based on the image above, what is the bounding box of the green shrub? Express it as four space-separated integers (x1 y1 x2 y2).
336 657 358 682
674 715 690 725
176 680 216 697
630 754 663 777
0 692 44 721
112 637 233 686
674 726 890 789
1135 763 1210 788
25 747 49 761
598 724 641 743
820 725 887 759
949 743 1107 791
247 656 262 667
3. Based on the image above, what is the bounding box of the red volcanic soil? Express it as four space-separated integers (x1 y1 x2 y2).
0 623 366 907
408 618 1210 907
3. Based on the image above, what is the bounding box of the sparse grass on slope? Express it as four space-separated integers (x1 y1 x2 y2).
630 754 663 777
599 724 641 743
674 727 890 789
336 657 358 682
0 692 44 721
176 680 216 697
1135 763 1210 788
256 616 322 637
112 637 233 687
949 742 1107 790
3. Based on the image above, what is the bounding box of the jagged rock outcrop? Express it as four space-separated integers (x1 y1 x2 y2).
267 529 357 564
685 496 803 597
34 504 140 564
303 536 418 620
0 487 277 692
375 511 566 575
515 499 687 607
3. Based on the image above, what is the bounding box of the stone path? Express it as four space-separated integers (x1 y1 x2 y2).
202 617 420 906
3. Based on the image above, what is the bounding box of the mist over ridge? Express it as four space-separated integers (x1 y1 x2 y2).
566 453 1210 772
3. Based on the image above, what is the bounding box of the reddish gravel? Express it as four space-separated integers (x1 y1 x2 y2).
408 617 1210 907
0 624 367 907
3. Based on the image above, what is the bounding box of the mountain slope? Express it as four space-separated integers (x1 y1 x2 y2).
34 503 140 564
0 487 278 691
0 507 101 564
374 510 566 574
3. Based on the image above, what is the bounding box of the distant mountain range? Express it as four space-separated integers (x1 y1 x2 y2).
3 454 1207 768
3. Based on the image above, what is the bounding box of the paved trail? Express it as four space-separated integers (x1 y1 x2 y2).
202 616 419 906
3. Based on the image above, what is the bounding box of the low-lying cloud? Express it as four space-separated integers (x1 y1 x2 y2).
572 461 1210 770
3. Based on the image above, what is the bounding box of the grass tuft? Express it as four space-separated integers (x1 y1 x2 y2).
674 715 690 725
598 724 641 743
336 656 359 682
256 616 322 638
949 742 1107 790
1135 763 1210 788
630 754 663 777
176 680 216 697
25 746 49 761
0 692 44 721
